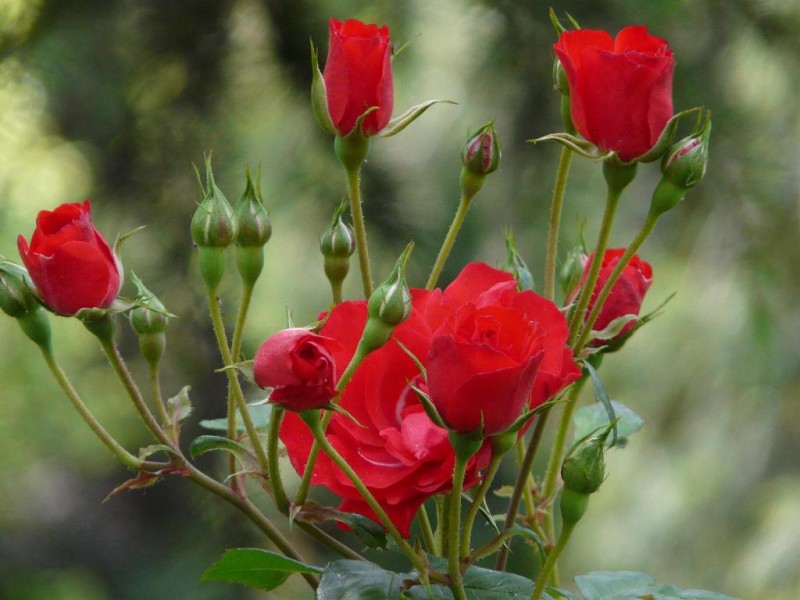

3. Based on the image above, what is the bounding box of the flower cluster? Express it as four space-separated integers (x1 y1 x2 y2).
0 11 716 600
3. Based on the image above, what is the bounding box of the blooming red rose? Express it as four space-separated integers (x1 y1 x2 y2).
554 26 674 162
425 263 582 435
571 249 653 344
323 17 393 136
254 328 339 412
280 263 579 535
17 201 121 316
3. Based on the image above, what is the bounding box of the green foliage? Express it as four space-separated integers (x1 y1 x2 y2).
201 548 322 591
573 400 644 448
574 571 740 600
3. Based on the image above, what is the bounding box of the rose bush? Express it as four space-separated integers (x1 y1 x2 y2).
17 201 121 316
254 328 340 411
571 249 653 344
554 26 674 162
323 17 393 136
281 263 579 535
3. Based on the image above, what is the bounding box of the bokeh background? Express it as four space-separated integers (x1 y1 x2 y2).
1 0 798 598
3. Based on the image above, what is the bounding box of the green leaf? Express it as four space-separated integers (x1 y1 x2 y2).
167 385 192 423
575 571 740 600
317 560 406 599
202 547 322 591
573 400 644 448
199 403 272 432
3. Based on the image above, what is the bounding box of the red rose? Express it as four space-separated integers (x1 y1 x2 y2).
554 26 674 162
571 249 653 344
254 329 339 412
425 263 581 435
17 201 121 316
280 263 579 534
323 17 393 136
280 296 489 537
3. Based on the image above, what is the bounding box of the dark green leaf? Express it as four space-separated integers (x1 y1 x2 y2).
317 560 407 600
573 400 644 448
199 403 272 433
575 571 740 600
202 547 321 591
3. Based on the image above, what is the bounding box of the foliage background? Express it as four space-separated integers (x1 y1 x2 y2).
1 0 798 598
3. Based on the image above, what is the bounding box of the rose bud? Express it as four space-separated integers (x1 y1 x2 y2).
0 261 52 350
460 121 501 199
569 249 653 345
554 26 674 162
560 431 609 526
129 274 170 368
191 157 235 290
17 201 121 316
651 115 711 215
360 243 413 354
254 328 340 412
320 204 356 303
233 167 272 287
323 18 393 138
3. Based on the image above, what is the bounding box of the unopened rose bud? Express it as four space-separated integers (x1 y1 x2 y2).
650 114 711 216
460 123 501 198
321 204 356 301
191 157 235 290
0 261 39 319
561 434 606 496
233 167 271 287
129 274 169 367
0 261 51 351
360 243 413 353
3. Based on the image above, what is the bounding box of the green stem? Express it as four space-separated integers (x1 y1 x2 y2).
148 363 170 427
41 350 142 470
267 405 289 513
227 282 255 492
100 340 174 449
206 289 270 475
417 504 437 556
531 521 576 600
426 192 476 290
461 450 506 560
346 167 373 298
436 495 448 556
495 413 550 571
574 211 660 353
541 379 587 546
301 411 426 573
544 148 573 301
567 188 623 345
447 455 470 600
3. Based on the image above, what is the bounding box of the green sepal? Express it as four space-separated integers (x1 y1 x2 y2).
631 106 704 164
310 40 336 135
448 428 484 462
378 99 456 138
583 361 618 447
529 132 602 159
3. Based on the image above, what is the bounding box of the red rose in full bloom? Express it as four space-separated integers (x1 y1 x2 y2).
323 17 393 136
280 263 579 535
425 263 582 435
554 26 674 162
254 329 339 412
17 201 121 316
571 249 653 344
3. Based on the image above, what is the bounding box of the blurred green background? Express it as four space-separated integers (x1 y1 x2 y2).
1 0 798 598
